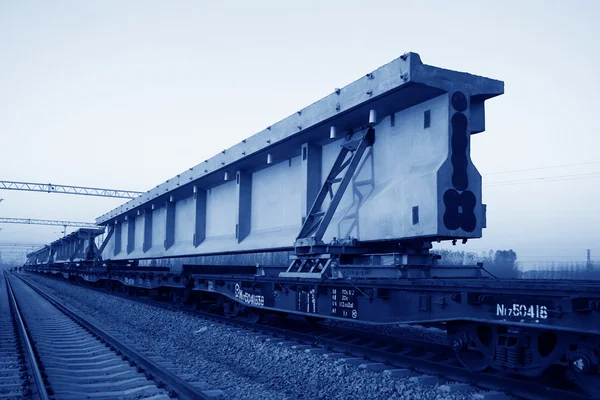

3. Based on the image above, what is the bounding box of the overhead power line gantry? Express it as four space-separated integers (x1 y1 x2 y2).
0 181 143 199
0 242 45 249
0 182 118 236
0 217 100 229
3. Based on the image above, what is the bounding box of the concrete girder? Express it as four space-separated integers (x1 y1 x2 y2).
94 52 503 261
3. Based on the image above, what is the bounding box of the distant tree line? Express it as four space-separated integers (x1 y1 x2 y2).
432 249 598 280
521 262 599 280
432 249 519 279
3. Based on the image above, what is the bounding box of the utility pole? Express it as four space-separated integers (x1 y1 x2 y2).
587 249 592 271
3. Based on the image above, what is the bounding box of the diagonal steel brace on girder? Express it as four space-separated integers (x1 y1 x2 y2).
95 224 114 262
69 240 85 262
296 127 375 247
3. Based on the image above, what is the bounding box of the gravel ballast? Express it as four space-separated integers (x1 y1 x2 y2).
24 274 485 400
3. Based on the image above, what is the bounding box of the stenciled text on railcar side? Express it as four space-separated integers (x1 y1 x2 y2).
496 303 548 319
331 288 358 319
234 284 264 307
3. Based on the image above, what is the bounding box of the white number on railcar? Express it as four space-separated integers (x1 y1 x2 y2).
234 284 264 307
496 303 548 319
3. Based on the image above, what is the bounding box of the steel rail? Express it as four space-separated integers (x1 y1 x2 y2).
33 273 592 400
14 273 213 400
4 272 50 400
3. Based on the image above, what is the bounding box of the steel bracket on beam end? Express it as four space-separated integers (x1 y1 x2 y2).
282 127 375 279
295 127 375 249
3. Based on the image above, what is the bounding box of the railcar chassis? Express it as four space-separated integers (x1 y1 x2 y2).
186 269 600 397
25 262 600 398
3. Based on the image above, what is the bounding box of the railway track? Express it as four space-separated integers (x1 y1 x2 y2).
0 272 44 399
3 271 217 400
23 272 595 400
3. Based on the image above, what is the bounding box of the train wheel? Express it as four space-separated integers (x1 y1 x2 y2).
246 308 264 324
183 280 194 305
448 323 493 372
193 292 208 311
567 347 600 398
169 291 178 303
193 296 203 311
454 348 489 372
222 298 240 318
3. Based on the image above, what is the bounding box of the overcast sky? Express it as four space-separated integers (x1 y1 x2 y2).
0 0 598 266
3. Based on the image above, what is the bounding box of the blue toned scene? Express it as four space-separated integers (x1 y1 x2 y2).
1 1 599 399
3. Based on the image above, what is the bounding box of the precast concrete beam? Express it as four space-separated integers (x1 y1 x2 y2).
94 52 504 261
97 52 503 225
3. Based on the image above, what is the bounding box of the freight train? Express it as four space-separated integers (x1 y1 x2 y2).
23 52 600 397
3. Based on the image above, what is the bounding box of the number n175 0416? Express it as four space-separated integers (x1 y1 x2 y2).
496 303 548 319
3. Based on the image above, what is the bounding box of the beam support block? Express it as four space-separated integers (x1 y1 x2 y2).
301 142 322 224
193 187 207 247
236 171 252 243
